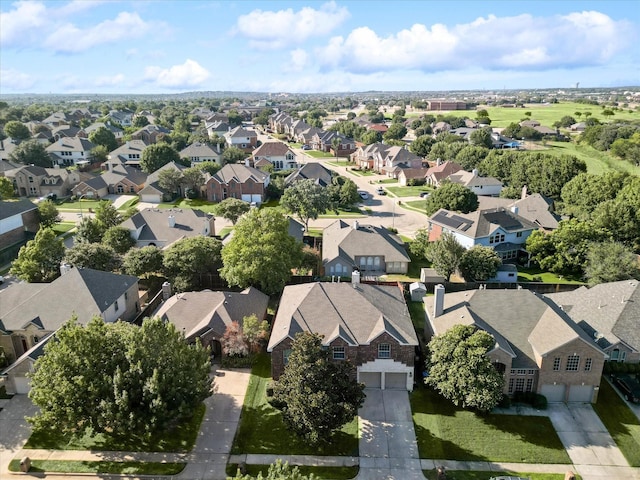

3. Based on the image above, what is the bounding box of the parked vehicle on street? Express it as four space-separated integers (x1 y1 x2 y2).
302 145 311 150
358 190 369 200
612 374 640 403
376 186 386 195
419 192 431 198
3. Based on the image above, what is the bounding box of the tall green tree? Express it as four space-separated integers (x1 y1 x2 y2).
409 227 431 260
140 143 180 173
37 200 60 228
11 228 65 282
213 197 250 225
28 316 211 437
383 123 407 141
281 179 330 230
158 169 184 198
102 226 135 254
272 332 365 444
410 135 435 157
75 217 105 244
64 243 121 272
425 182 479 216
426 232 465 280
584 241 640 286
469 127 493 148
426 324 505 412
88 126 118 152
182 166 205 196
222 146 246 164
458 245 502 282
9 140 52 167
94 200 122 230
0 177 14 199
221 209 302 294
4 120 31 141
122 246 164 278
163 236 223 292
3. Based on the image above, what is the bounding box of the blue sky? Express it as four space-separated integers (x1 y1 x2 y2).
1 0 638 94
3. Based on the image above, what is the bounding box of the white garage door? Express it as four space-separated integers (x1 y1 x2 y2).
241 194 261 204
385 372 407 390
13 376 30 394
360 372 381 389
540 384 566 402
568 385 594 403
140 194 161 203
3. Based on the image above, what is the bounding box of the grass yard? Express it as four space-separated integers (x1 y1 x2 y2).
326 160 353 167
117 196 139 210
423 470 580 480
305 150 335 158
9 459 185 475
319 207 365 219
157 198 218 213
411 388 570 464
385 185 433 198
407 300 426 332
24 404 205 453
348 168 378 177
231 353 359 456
592 378 640 467
56 198 106 211
402 199 429 214
226 464 358 479
540 141 639 175
517 267 585 285
51 222 76 235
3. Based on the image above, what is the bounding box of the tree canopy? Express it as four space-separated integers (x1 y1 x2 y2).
140 143 180 173
163 236 223 292
0 177 14 199
280 179 330 230
4 120 31 140
426 324 504 412
28 316 211 437
231 460 317 480
272 332 365 444
37 200 60 228
102 226 135 254
9 140 52 167
221 209 302 295
584 241 640 286
64 243 121 272
222 146 246 164
425 182 479 216
425 232 465 280
122 246 164 278
88 126 118 151
11 228 65 282
213 197 250 224
458 245 502 282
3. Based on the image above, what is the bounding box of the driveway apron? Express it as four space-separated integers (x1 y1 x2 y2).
357 389 425 480
0 395 37 475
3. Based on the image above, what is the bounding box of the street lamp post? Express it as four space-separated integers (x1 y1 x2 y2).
77 194 87 222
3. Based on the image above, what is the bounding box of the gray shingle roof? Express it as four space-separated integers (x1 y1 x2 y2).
212 164 268 184
429 207 539 239
285 163 333 187
121 208 213 245
0 198 37 221
268 282 418 351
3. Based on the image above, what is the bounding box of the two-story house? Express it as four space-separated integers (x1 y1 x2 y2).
204 163 269 204
46 137 95 167
108 140 148 169
252 142 297 171
6 165 82 198
180 142 223 166
224 126 257 153
447 169 503 197
0 198 39 248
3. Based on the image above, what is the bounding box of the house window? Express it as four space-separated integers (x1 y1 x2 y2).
527 369 536 375
333 346 345 360
610 349 626 362
378 344 390 359
516 232 523 238
515 378 525 392
510 369 516 375
508 378 514 394
124 292 128 301
526 378 534 392
553 357 561 371
28 176 34 183
584 358 592 372
283 349 292 365
517 369 527 375
566 355 580 371
114 300 119 312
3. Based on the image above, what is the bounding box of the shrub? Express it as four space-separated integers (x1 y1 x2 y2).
497 394 511 408
266 381 275 397
533 394 548 410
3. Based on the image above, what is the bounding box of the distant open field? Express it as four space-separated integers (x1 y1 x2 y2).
541 141 639 175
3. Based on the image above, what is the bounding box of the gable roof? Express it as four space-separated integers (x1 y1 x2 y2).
0 268 137 333
267 282 418 350
447 170 503 189
285 162 333 187
429 207 539 239
225 126 257 138
0 198 37 221
211 164 268 184
546 280 640 352
46 137 95 153
120 207 214 245
154 287 269 340
253 141 293 157
180 142 221 158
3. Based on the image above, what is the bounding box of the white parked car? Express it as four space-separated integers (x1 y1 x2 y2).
358 190 369 200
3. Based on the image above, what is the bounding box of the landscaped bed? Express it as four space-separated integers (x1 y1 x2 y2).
226 464 358 479
593 378 640 467
411 388 570 464
9 459 186 475
231 353 359 456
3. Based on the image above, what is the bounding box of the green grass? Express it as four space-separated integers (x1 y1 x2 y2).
593 378 640 467
24 403 205 453
227 464 358 479
541 141 639 175
326 160 353 167
51 222 76 235
117 196 139 210
56 199 107 211
157 198 218 213
411 388 570 464
402 199 429 214
385 185 433 198
517 267 585 285
378 178 399 184
407 300 426 332
319 206 365 219
218 226 233 238
231 353 359 456
423 470 580 480
289 142 303 148
305 150 335 158
9 459 185 475
348 168 378 177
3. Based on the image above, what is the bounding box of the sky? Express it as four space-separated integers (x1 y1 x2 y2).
1 0 639 95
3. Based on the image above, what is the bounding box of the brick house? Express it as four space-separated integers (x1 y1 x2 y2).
252 142 297 171
5 165 82 198
424 286 607 403
0 198 39 248
223 126 257 153
267 281 419 391
204 163 269 204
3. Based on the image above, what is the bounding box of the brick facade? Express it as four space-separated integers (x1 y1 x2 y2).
205 178 265 203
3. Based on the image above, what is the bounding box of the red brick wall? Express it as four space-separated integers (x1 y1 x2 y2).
428 224 442 242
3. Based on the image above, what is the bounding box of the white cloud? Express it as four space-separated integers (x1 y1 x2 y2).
94 74 125 87
314 11 634 74
0 68 36 91
288 49 309 71
144 59 211 89
235 1 349 49
0 1 48 48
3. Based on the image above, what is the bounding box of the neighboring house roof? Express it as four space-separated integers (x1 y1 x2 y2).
512 193 560 230
225 126 257 139
211 164 268 184
180 142 221 158
322 219 410 267
120 207 214 246
545 280 640 353
110 139 148 158
154 287 269 340
46 137 95 153
0 268 138 333
83 122 123 136
50 125 81 138
137 161 186 197
252 141 293 158
398 167 429 180
447 170 503 189
429 207 539 240
268 282 419 350
285 163 333 187
425 161 462 182
0 198 37 221
424 289 604 369
0 140 18 162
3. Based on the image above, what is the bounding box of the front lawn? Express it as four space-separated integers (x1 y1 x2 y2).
117 196 139 211
411 388 570 464
231 353 359 456
593 378 640 467
305 150 335 158
24 403 205 452
423 470 579 480
9 460 185 475
326 160 352 167
402 199 428 213
56 198 106 211
517 267 585 285
385 185 433 198
227 464 358 479
158 198 218 213
51 222 76 235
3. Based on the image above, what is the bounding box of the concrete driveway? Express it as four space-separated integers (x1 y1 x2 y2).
357 389 425 479
0 395 37 475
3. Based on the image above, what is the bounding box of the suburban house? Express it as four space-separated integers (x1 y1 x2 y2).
108 140 149 169
50 124 81 140
424 160 463 187
71 165 147 198
153 286 269 359
131 124 171 144
268 281 419 390
205 163 269 204
138 161 186 203
224 126 257 153
5 165 82 198
0 267 139 393
252 142 297 171
46 137 96 167
0 198 39 249
108 109 134 127
424 286 607 403
180 142 223 166
350 143 421 175
296 126 324 146
447 169 503 197
285 163 334 187
120 207 215 249
545 280 640 364
0 139 18 163
398 167 430 186
322 220 411 276
427 207 539 261
510 192 561 231
82 121 124 140
205 120 232 138
311 131 356 156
